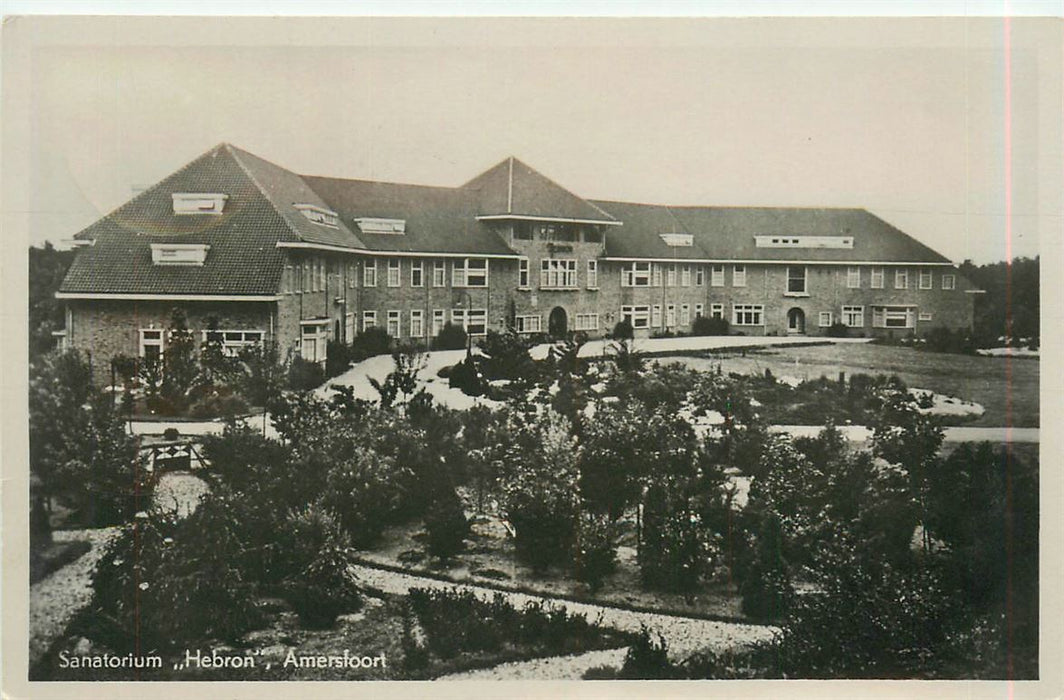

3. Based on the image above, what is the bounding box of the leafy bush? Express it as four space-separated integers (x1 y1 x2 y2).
477 330 537 382
738 512 794 620
691 315 729 336
350 326 393 363
618 626 680 679
288 356 326 391
447 356 486 397
325 339 354 378
573 512 616 592
611 319 634 340
824 321 849 338
433 322 468 351
283 543 363 629
423 490 469 559
188 392 250 419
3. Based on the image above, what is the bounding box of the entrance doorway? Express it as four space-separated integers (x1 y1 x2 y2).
548 307 568 339
787 308 806 334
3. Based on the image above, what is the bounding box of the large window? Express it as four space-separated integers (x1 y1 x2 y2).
409 309 425 338
942 274 956 290
433 260 446 287
515 315 541 333
847 267 860 288
666 304 676 327
919 270 932 289
621 305 651 329
841 305 864 327
386 310 401 337
733 304 765 326
622 262 651 287
362 310 377 330
410 260 423 287
348 263 357 289
733 265 747 287
652 264 663 287
518 258 530 288
452 308 488 335
711 264 725 287
695 266 705 286
453 258 488 288
873 306 914 328
540 259 578 288
651 304 662 328
364 260 378 287
680 304 691 325
574 313 599 331
894 269 908 289
387 259 401 287
666 265 677 287
432 309 446 337
587 260 598 288
139 328 164 359
787 266 807 294
681 266 691 287
871 268 885 289
300 321 329 363
202 330 265 356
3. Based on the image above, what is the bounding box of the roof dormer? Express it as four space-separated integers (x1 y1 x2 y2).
151 243 210 265
355 217 406 234
294 204 339 228
172 192 228 215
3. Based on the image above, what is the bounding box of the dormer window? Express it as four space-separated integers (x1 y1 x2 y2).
172 193 227 215
659 233 693 247
755 235 854 249
355 218 406 234
295 204 339 228
151 243 209 266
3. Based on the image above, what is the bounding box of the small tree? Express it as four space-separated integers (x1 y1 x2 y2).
161 308 198 409
434 322 468 351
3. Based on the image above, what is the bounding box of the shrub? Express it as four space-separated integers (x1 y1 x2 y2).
433 322 468 351
478 330 536 382
325 339 353 378
738 513 795 620
619 626 680 679
283 543 363 629
319 445 403 548
825 321 849 338
691 315 729 336
423 491 469 559
287 357 326 391
611 319 634 340
447 356 486 397
573 512 616 592
350 326 393 363
188 392 250 419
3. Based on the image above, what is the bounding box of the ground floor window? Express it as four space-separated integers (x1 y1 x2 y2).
387 310 401 337
818 312 833 328
573 313 599 331
695 303 704 318
139 328 165 359
651 305 662 328
841 305 864 327
872 306 914 329
452 308 488 336
300 321 329 363
410 309 425 337
732 304 764 326
919 311 933 322
515 315 542 333
680 304 691 325
666 304 676 327
710 303 724 319
363 310 377 331
432 309 446 337
345 312 354 341
202 329 265 356
621 305 651 329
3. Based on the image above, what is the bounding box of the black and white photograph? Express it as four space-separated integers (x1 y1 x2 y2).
4 4 1060 698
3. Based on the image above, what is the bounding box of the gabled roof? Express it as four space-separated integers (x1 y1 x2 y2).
594 201 952 264
61 144 294 296
463 157 617 224
301 176 515 256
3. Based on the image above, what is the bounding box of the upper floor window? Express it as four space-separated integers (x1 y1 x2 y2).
295 204 339 228
387 259 401 287
895 269 908 289
411 260 423 287
660 233 693 247
172 193 227 215
652 264 663 287
733 265 747 287
150 243 209 266
711 264 725 287
433 260 446 287
355 217 405 234
541 259 578 288
622 262 651 287
666 265 677 287
787 266 807 295
364 260 378 287
942 274 956 290
871 268 885 289
847 267 860 288
453 258 488 288
919 270 933 289
681 265 691 287
518 258 530 288
695 266 705 286
586 260 598 288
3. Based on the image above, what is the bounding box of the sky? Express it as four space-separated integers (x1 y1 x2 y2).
4 15 1060 264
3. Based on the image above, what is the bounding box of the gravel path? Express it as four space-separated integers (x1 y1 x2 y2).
439 647 629 681
29 528 119 669
352 562 777 677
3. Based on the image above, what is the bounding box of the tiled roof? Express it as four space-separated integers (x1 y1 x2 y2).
301 177 516 256
463 157 617 223
594 202 952 264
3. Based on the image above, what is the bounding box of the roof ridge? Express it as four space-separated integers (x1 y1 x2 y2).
225 144 314 245
301 173 468 194
508 157 617 222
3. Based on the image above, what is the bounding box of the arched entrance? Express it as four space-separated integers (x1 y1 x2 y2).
787 307 806 334
548 306 568 339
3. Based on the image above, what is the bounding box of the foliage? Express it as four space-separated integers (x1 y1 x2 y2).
287 356 326 391
370 350 430 411
603 338 645 377
188 391 249 418
325 339 354 378
573 511 616 593
283 543 363 629
920 326 976 355
447 355 487 397
350 326 394 362
691 315 729 336
477 329 537 383
737 511 794 620
236 341 284 407
423 489 469 559
160 308 198 410
824 320 849 338
543 339 591 433
433 322 468 351
618 626 680 679
957 256 1039 347
611 319 634 340
28 242 75 360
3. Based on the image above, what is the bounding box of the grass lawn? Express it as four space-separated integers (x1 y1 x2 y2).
667 343 1039 428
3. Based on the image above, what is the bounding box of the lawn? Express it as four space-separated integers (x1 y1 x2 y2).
668 343 1039 428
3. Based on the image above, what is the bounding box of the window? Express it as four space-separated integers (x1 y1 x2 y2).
942 274 956 290
660 233 694 247
319 260 326 291
819 312 833 327
452 308 488 335
895 269 908 289
302 262 310 293
387 310 401 337
621 305 651 329
786 266 807 295
695 303 704 318
680 304 690 325
681 266 691 287
733 304 765 326
515 315 542 333
587 260 598 288
847 267 860 289
518 258 530 288
139 328 164 359
364 260 377 287
574 313 599 331
842 306 864 327
433 260 446 287
755 235 853 249
710 303 724 319
282 265 293 294
300 321 329 363
733 265 746 287
362 311 377 330
296 204 339 228
172 193 228 215
666 304 677 327
622 262 651 287
919 270 932 289
411 261 424 287
711 264 725 287
651 305 662 328
432 310 446 337
344 313 354 341
387 259 401 287
151 243 209 266
355 217 405 234
409 309 425 337
695 267 705 286
453 258 488 288
652 264 663 287
666 265 677 287
540 259 578 288
202 330 265 356
871 268 885 289
919 312 933 322
873 306 914 328
348 263 357 289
